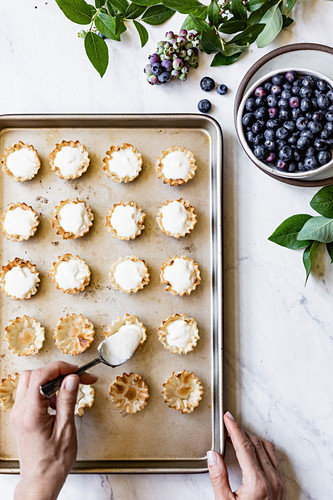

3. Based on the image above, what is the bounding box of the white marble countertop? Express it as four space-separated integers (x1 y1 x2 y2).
1 1 333 498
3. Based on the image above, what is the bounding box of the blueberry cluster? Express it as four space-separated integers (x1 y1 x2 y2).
144 30 199 85
242 71 333 173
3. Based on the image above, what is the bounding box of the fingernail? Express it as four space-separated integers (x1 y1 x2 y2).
225 411 235 421
64 375 79 391
207 450 217 466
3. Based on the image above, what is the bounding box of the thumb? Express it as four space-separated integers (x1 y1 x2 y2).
207 450 233 500
56 374 79 425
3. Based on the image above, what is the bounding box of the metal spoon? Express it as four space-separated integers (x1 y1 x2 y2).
39 337 132 399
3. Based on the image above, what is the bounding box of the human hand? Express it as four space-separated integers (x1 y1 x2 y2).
11 361 98 500
207 412 286 500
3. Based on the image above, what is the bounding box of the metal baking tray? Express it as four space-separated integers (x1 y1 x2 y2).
0 114 223 473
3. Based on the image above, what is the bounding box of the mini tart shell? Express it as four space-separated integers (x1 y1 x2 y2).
102 143 143 183
4 316 45 356
105 201 146 240
155 146 197 186
49 140 90 180
109 256 150 294
162 370 203 414
104 314 147 351
109 372 150 415
53 313 95 355
158 313 199 354
51 198 94 239
156 199 197 238
0 202 39 241
75 384 95 416
0 373 19 412
160 255 201 296
0 258 40 300
49 253 91 294
1 142 41 182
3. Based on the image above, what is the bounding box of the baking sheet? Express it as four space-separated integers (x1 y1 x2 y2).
0 114 223 473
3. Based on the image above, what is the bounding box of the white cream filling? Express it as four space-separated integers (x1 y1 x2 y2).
54 146 86 177
59 202 90 234
114 259 146 291
6 149 39 178
107 148 140 178
165 319 194 348
4 208 36 237
111 205 141 238
161 151 191 180
163 258 194 293
55 259 89 290
75 385 94 415
4 266 38 299
161 201 189 234
101 324 142 365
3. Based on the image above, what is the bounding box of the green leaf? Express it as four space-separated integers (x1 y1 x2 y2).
124 3 146 18
200 29 222 54
107 0 128 13
115 14 127 34
222 42 248 56
268 214 313 249
191 15 212 33
230 0 247 20
181 7 207 29
130 0 160 5
282 14 294 28
208 0 220 26
228 23 264 45
211 50 244 66
95 12 120 40
95 0 105 7
256 2 283 48
326 242 333 263
141 5 175 24
310 186 333 218
246 0 265 12
84 31 109 76
247 0 278 25
219 19 247 34
133 20 149 46
303 241 320 285
55 0 93 24
286 0 298 16
297 216 333 243
161 0 202 14
107 0 117 15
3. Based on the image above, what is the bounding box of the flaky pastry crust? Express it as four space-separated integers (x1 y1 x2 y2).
109 256 150 294
0 258 40 300
53 313 95 355
0 373 19 411
105 201 145 240
49 140 90 180
156 198 197 238
155 146 196 186
51 198 93 239
104 314 147 351
49 253 90 294
109 372 150 415
162 370 203 413
160 255 201 296
0 202 39 241
1 142 40 182
4 316 45 356
158 313 199 354
102 143 143 183
75 384 95 416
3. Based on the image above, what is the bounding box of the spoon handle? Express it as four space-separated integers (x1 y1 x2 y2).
39 357 102 399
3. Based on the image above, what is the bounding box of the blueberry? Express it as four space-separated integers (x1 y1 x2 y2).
264 129 275 140
312 111 323 121
279 145 293 161
97 32 106 39
276 139 286 149
301 98 312 112
308 121 322 134
247 131 255 143
161 60 172 72
252 121 264 134
317 94 329 109
301 130 314 140
272 74 285 86
200 77 215 92
267 119 279 129
254 86 266 97
271 85 282 95
283 82 293 90
242 113 255 127
276 159 288 171
255 96 266 107
292 108 302 120
325 122 333 135
302 75 316 88
293 148 304 162
149 53 160 64
317 79 328 92
297 136 310 150
299 86 312 99
268 107 278 118
305 147 315 157
281 89 292 99
254 107 268 120
298 161 306 171
267 95 278 107
279 109 290 121
254 145 267 160
245 98 256 112
285 71 297 82
325 111 333 122
328 138 333 149
318 150 332 165
151 62 162 75
314 138 327 150
296 117 308 131
291 86 300 96
321 129 331 141
288 133 299 145
253 134 264 146
284 120 296 132
304 156 318 170
327 90 333 103
311 98 319 110
276 127 289 140
278 98 289 109
288 162 297 172
158 71 171 83
264 139 276 151
266 152 276 163
289 97 300 108
148 75 159 85
198 99 212 113
264 82 273 92
216 84 228 95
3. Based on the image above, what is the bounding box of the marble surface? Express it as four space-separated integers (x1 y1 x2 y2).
1 0 333 498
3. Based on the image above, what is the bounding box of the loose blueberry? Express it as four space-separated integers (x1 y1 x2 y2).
247 131 255 144
252 121 264 134
291 86 300 96
327 90 333 103
279 109 290 121
264 82 273 92
292 108 302 121
264 139 276 151
288 162 297 172
321 129 331 141
254 107 268 120
198 99 212 113
200 76 215 92
216 84 228 95
312 111 323 121
318 150 332 165
242 113 255 127
266 152 276 162
264 129 275 140
288 133 299 145
281 89 292 99
293 148 304 162
297 136 310 150
325 111 333 122
304 156 318 170
289 97 300 108
301 130 314 140
325 122 333 135
283 82 293 90
301 98 312 112
311 98 319 110
302 75 316 88
298 161 306 171
305 147 316 157
317 79 328 92
267 119 279 129
284 121 296 132
253 134 265 146
255 96 266 107
278 98 289 109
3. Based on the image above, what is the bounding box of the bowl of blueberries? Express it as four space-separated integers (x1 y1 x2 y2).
236 68 333 179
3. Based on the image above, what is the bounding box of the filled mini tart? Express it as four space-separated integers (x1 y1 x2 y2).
156 199 197 238
106 201 145 240
53 313 95 355
0 258 40 300
103 314 147 365
51 198 93 239
109 372 150 415
109 256 149 293
103 144 143 183
0 202 39 241
158 313 199 354
49 253 90 294
155 146 196 186
1 142 40 182
75 384 95 416
162 370 203 414
160 255 201 296
4 316 45 356
49 140 90 180
0 373 19 412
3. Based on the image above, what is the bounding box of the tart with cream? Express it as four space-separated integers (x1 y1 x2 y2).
162 370 203 413
0 258 40 300
49 254 90 294
158 313 199 354
160 255 201 296
102 314 147 365
106 201 145 240
51 199 93 239
0 202 39 241
54 313 95 355
4 316 45 356
109 373 149 415
103 144 143 183
156 199 196 238
49 140 90 180
75 384 95 416
1 142 40 182
109 256 149 294
0 373 19 412
156 146 196 186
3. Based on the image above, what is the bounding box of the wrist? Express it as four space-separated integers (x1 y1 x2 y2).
15 474 65 500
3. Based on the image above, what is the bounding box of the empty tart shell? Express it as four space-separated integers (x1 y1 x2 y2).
104 314 147 350
109 372 149 415
162 370 203 414
1 142 40 182
0 258 40 300
156 199 197 238
4 316 45 356
0 373 19 412
54 313 95 355
106 201 145 240
102 144 143 183
109 256 150 294
49 253 91 294
75 384 95 416
51 199 93 239
49 140 90 180
155 146 196 186
158 313 199 354
0 202 39 241
160 255 201 296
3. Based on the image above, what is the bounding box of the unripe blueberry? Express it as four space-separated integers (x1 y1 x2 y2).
171 69 180 78
173 58 183 70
